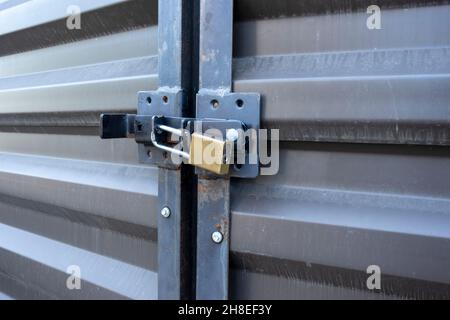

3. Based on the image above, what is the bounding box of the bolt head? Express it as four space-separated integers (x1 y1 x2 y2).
211 231 224 244
226 129 239 142
161 207 171 218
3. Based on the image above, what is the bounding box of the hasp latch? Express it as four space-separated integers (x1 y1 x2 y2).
100 89 261 178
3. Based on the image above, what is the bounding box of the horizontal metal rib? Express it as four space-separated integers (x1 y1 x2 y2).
233 5 450 145
0 153 158 227
231 253 450 300
0 192 158 270
230 142 450 299
235 0 450 21
0 223 158 299
0 0 157 57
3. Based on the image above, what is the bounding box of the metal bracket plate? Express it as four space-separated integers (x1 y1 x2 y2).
135 90 261 177
196 92 261 178
137 89 185 168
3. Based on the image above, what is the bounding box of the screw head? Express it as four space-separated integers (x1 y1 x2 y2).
211 231 224 244
161 207 171 218
226 129 239 142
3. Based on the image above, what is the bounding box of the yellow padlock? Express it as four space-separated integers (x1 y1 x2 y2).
189 133 230 175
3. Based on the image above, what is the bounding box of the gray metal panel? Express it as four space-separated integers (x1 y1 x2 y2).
229 1 450 299
230 144 450 299
0 27 157 77
0 0 126 36
234 4 450 145
0 0 159 299
0 0 449 300
0 0 157 57
0 223 157 300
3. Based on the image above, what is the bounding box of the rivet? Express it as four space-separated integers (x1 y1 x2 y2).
211 231 224 244
161 207 171 218
226 129 239 142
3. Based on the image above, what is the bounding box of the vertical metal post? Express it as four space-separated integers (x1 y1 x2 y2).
196 0 234 300
157 0 198 300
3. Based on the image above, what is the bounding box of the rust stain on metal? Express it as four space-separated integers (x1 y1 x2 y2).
220 217 230 240
198 177 229 209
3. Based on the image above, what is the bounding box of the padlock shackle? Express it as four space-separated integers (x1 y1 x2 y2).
151 122 190 160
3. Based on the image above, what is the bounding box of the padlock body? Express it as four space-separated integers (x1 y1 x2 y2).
189 133 230 175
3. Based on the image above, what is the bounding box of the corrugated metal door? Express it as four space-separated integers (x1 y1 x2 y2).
1 0 450 300
0 0 159 299
230 0 450 299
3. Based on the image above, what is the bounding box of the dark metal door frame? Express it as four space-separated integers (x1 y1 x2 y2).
156 0 198 300
195 0 234 300
98 0 258 300
157 0 236 300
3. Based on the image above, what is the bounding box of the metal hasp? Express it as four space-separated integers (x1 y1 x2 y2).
100 109 258 176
